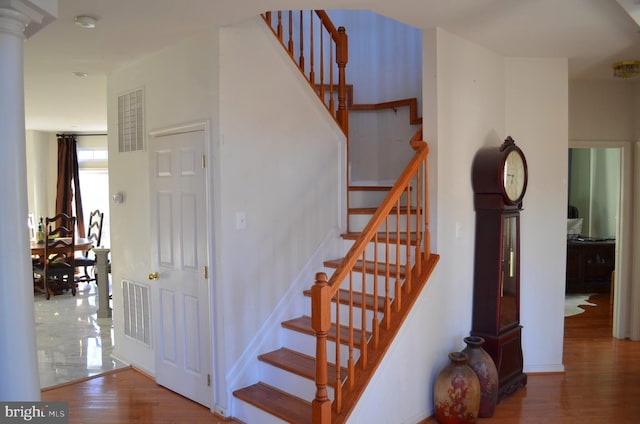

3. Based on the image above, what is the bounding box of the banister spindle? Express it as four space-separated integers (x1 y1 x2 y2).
287 11 294 55
311 272 331 424
360 251 367 369
405 184 412 292
319 25 325 103
348 271 355 389
276 11 283 40
336 26 348 135
309 11 315 85
384 217 391 329
395 198 402 311
329 41 335 115
423 155 431 261
372 232 379 348
415 170 423 275
298 11 304 70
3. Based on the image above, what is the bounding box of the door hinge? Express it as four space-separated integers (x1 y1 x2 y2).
203 265 208 279
201 154 206 169
207 374 211 387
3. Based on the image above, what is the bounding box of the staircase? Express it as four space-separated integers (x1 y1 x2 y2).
233 11 439 424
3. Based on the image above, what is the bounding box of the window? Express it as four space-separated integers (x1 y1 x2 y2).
78 169 110 248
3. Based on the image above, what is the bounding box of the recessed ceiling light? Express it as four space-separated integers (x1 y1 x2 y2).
73 71 88 77
74 15 97 29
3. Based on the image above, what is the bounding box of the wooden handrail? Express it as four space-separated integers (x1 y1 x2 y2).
262 10 349 136
349 97 423 125
312 127 437 423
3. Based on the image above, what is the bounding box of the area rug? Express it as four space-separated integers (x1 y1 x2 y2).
565 293 596 317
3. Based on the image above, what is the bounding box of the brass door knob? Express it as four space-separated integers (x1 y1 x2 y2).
148 272 159 280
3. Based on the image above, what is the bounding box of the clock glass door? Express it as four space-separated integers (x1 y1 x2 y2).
500 215 518 329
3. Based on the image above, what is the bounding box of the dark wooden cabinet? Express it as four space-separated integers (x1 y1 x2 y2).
566 240 615 293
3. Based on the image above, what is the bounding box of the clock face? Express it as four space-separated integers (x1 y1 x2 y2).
503 150 526 203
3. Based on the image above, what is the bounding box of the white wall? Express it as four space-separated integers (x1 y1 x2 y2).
107 29 220 374
218 17 345 410
505 57 568 372
351 27 507 423
570 80 635 141
350 33 569 424
327 10 423 183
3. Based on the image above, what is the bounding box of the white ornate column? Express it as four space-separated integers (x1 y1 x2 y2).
0 1 56 400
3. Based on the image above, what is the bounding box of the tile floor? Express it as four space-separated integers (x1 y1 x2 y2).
34 282 127 389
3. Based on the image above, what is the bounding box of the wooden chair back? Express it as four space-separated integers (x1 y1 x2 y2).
44 213 77 272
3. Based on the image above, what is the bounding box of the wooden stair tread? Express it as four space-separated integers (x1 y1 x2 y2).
259 347 347 386
324 258 407 280
348 185 412 192
340 231 418 245
233 382 311 424
282 315 371 346
348 205 419 215
348 185 392 191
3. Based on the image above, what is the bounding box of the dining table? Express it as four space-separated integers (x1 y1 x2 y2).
30 237 94 256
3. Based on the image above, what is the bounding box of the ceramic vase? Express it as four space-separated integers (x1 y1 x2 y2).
433 351 481 424
462 336 499 418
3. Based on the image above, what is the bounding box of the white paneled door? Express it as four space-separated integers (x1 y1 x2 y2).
149 126 211 407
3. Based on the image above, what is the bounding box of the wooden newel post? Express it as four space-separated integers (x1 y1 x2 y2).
336 26 348 136
312 272 332 424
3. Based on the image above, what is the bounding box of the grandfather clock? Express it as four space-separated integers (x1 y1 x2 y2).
471 136 528 400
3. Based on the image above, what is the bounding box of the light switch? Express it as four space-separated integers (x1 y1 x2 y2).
235 211 246 230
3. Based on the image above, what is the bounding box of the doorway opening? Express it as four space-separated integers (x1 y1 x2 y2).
567 141 631 339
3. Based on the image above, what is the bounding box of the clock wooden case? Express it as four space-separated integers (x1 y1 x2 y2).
471 136 527 400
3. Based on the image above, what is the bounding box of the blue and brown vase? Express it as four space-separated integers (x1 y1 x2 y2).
462 336 499 418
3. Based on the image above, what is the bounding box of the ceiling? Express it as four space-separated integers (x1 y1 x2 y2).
23 0 640 133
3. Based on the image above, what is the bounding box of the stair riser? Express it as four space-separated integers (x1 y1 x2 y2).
282 329 361 368
348 214 418 233
341 239 416 266
304 296 381 329
349 190 413 208
233 400 290 424
259 361 334 402
325 267 399 300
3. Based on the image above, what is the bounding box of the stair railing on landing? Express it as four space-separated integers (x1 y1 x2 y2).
262 10 349 136
311 128 439 423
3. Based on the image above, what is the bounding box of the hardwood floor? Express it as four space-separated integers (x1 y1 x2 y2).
43 292 640 423
41 368 242 424
427 292 640 423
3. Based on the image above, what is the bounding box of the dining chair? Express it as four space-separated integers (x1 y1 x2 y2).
75 209 104 285
32 213 77 300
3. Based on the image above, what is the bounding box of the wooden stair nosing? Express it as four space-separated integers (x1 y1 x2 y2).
340 231 418 245
348 185 412 192
233 382 311 424
281 315 371 346
348 205 420 215
258 347 347 387
303 286 388 312
323 258 407 281
348 185 392 192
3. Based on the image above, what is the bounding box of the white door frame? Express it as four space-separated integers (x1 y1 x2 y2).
148 119 219 407
568 140 633 339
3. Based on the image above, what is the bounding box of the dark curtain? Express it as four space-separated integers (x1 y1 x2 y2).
55 134 85 238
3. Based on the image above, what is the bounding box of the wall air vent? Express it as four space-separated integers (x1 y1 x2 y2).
122 279 151 346
118 87 145 152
